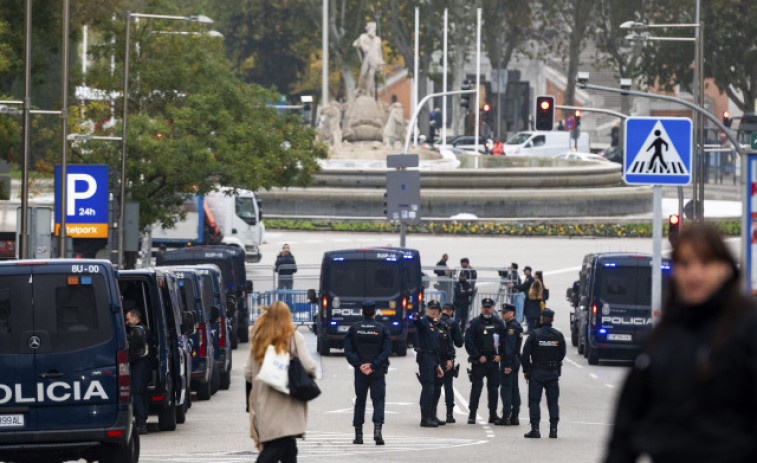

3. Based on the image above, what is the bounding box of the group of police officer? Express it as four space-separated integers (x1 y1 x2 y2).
343 297 566 445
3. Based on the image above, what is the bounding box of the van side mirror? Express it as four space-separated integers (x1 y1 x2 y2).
209 306 221 323
181 311 196 334
246 280 253 292
307 289 317 304
128 326 149 359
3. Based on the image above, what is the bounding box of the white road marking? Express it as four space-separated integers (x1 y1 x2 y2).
589 373 599 380
564 357 584 369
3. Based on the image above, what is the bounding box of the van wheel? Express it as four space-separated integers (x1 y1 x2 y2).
211 366 221 395
176 398 187 424
186 380 192 409
97 425 139 463
197 380 212 401
570 325 578 347
220 369 231 390
158 401 177 431
238 325 249 343
231 331 239 349
317 337 330 356
577 334 585 355
393 339 408 357
587 345 600 365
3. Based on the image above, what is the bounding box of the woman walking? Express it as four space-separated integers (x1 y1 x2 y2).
245 301 317 463
604 225 757 463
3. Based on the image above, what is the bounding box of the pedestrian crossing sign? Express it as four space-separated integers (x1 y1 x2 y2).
624 117 692 185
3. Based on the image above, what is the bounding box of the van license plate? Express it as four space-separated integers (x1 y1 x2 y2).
608 334 632 341
337 325 350 333
0 414 24 428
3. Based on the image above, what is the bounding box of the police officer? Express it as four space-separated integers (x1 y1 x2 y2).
453 272 474 327
430 301 455 425
343 300 392 445
126 309 150 434
495 303 523 426
465 298 505 424
438 303 463 422
413 300 445 427
521 308 566 439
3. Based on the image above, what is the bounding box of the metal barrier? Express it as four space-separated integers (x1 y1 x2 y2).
248 289 317 326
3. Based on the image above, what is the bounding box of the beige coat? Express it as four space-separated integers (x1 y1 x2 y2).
244 330 317 444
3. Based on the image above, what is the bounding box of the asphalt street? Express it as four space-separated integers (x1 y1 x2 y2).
130 230 666 463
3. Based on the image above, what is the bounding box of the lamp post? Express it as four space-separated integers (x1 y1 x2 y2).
621 18 703 221
119 12 213 268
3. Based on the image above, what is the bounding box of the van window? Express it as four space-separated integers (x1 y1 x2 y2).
600 266 651 306
200 275 215 305
0 277 32 354
532 135 546 147
330 260 401 298
34 274 112 352
177 278 197 315
235 196 257 225
505 133 531 145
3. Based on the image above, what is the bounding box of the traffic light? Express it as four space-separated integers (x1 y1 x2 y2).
482 102 492 122
383 192 388 217
535 95 555 131
460 81 472 110
668 214 680 246
723 110 732 128
574 109 582 127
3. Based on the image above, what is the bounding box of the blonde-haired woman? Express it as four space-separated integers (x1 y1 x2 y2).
245 301 316 463
524 272 544 332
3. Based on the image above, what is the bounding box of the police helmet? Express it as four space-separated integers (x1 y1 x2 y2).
500 303 516 312
426 300 441 310
541 308 555 319
362 300 377 314
481 298 495 308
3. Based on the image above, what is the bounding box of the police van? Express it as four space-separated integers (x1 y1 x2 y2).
0 260 140 463
316 248 423 357
118 268 195 431
572 252 671 365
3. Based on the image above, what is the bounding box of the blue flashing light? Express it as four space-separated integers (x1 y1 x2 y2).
661 264 671 271
603 262 617 267
403 254 414 259
333 257 344 262
385 256 397 262
80 276 92 285
392 321 400 326
330 321 337 326
408 314 413 320
599 328 608 335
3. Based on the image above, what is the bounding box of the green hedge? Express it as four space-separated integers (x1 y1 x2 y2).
264 219 741 237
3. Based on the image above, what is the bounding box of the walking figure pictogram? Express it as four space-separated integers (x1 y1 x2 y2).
646 130 668 173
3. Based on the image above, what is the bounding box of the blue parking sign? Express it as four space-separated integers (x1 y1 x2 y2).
55 165 109 238
624 117 692 185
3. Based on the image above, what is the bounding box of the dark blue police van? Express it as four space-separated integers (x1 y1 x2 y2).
316 248 423 357
573 252 672 365
0 260 140 463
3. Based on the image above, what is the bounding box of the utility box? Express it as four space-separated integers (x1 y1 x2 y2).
386 170 421 223
16 206 52 259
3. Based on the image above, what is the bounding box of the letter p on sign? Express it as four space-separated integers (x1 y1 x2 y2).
67 174 97 217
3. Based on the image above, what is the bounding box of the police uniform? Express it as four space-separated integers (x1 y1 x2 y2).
453 277 474 327
521 308 566 439
431 302 455 425
128 321 151 434
413 302 442 427
464 298 506 424
343 300 392 445
496 303 523 426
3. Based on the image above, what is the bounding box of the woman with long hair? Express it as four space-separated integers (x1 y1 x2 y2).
524 271 544 331
245 301 317 463
604 224 757 462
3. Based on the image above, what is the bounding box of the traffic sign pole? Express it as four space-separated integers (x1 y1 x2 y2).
652 186 662 325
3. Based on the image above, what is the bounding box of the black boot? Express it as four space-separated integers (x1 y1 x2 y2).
549 422 558 439
446 406 456 424
524 423 540 438
420 412 439 428
494 414 510 426
374 424 384 445
135 419 148 435
353 426 363 445
510 415 520 426
488 412 499 424
467 412 476 424
433 409 446 426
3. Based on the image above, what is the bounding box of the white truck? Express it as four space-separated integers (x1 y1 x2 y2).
502 130 590 157
152 188 265 263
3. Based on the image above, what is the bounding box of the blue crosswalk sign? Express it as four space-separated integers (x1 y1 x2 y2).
624 117 692 185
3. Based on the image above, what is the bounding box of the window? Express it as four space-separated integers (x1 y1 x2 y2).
599 266 651 306
532 135 546 147
505 133 531 145
0 278 32 354
235 196 257 225
329 260 402 299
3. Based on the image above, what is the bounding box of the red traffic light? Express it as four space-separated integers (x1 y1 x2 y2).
540 100 551 111
669 214 680 226
723 110 730 119
575 109 582 117
483 103 491 112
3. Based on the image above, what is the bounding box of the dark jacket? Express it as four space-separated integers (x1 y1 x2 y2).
465 314 506 360
275 253 297 276
343 318 392 372
513 274 534 294
501 318 524 369
440 313 464 348
453 280 473 308
413 315 441 367
604 289 757 463
434 259 449 277
521 322 566 376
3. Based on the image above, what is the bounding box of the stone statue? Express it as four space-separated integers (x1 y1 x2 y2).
318 101 343 149
383 102 405 146
352 22 384 98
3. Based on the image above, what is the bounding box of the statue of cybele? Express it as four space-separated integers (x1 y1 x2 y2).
352 22 384 98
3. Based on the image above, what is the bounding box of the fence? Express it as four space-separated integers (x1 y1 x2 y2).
248 289 317 326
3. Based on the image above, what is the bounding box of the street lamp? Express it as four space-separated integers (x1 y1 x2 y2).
620 19 703 220
120 11 214 268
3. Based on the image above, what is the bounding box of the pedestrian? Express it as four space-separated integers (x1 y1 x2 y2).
523 270 544 332
509 265 533 294
429 108 440 143
343 300 392 445
413 300 445 427
438 303 464 423
453 272 474 327
492 138 504 155
604 225 757 463
521 308 566 439
459 257 478 287
465 298 506 424
434 253 453 300
275 244 297 290
126 309 150 435
431 301 455 425
495 302 523 426
535 270 549 308
245 301 317 463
